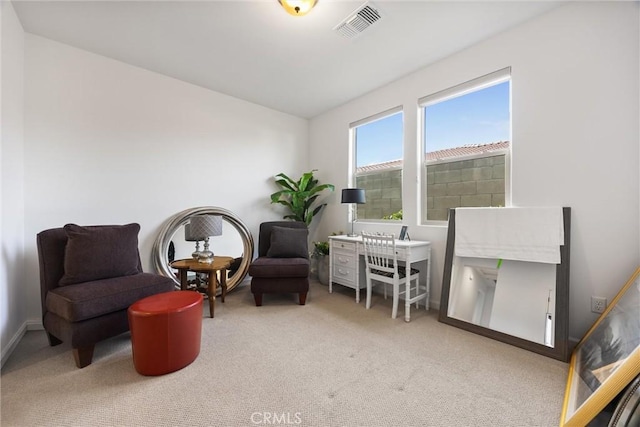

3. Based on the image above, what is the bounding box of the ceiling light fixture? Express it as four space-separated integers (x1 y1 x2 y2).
278 0 318 17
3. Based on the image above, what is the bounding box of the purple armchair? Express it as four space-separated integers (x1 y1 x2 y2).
37 223 175 368
248 221 310 306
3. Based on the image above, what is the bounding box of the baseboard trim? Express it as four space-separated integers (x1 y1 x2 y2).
27 320 44 331
1 322 27 368
1 319 44 368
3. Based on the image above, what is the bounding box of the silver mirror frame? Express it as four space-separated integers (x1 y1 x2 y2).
152 206 254 292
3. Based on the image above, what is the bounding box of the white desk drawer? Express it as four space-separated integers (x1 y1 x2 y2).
332 251 356 268
357 243 405 260
332 265 356 287
332 240 356 252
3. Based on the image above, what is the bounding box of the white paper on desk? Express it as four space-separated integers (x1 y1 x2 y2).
454 207 564 264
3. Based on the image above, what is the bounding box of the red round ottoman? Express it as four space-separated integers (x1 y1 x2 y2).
128 291 203 376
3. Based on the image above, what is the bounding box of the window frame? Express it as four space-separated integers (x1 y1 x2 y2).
349 106 404 223
418 68 512 225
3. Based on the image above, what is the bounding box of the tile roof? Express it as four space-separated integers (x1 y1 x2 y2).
426 141 510 161
356 141 509 174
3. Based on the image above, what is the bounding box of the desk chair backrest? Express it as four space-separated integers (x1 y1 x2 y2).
361 231 425 321
361 232 398 277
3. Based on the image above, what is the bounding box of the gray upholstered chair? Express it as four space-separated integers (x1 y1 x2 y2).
248 221 309 306
37 223 175 368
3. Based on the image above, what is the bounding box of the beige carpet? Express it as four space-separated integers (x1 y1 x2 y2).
1 279 568 427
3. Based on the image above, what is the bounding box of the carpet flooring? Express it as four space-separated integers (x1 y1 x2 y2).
1 279 568 427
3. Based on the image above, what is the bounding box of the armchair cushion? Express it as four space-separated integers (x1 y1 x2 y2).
59 223 142 286
47 273 173 322
248 257 309 278
266 226 309 258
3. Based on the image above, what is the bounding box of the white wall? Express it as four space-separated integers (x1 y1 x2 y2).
22 35 309 326
310 2 639 340
1 0 26 366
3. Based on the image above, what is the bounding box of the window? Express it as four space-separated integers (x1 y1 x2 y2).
351 108 403 221
420 68 511 222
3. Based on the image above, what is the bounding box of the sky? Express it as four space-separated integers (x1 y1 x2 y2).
356 81 510 167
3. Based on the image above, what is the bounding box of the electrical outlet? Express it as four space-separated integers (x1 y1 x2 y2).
591 296 607 314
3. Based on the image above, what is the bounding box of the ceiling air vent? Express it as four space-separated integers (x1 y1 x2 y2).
334 2 383 39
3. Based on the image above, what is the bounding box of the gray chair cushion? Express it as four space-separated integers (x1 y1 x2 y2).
248 257 309 278
59 223 142 286
258 221 308 257
266 226 309 258
47 273 174 322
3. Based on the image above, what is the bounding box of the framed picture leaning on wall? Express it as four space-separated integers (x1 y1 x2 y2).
399 225 408 241
561 267 640 426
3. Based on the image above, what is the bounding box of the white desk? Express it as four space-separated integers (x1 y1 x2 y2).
328 235 431 305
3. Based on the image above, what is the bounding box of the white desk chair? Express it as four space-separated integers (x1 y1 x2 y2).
361 232 426 322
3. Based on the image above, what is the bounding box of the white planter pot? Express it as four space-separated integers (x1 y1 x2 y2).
317 255 329 285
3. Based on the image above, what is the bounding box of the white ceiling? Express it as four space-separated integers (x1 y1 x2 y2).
12 0 563 118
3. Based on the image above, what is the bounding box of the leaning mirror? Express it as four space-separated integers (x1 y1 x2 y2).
439 207 571 361
152 206 254 292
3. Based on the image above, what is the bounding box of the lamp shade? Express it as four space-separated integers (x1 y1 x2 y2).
189 215 223 239
341 188 366 204
184 224 200 242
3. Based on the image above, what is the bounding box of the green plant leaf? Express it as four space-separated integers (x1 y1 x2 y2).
303 194 320 211
311 204 325 217
308 183 335 196
269 170 334 226
298 170 317 192
274 178 296 192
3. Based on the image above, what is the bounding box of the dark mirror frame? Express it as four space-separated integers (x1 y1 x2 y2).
438 207 571 362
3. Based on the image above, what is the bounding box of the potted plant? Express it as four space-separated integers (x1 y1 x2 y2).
270 170 335 226
311 232 342 285
311 241 330 285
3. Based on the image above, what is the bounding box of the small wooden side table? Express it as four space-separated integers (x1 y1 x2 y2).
170 257 234 318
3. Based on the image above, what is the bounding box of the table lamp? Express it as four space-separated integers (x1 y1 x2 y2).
189 215 223 263
184 223 203 260
341 188 366 237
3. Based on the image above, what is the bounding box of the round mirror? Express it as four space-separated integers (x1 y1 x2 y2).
152 207 254 292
